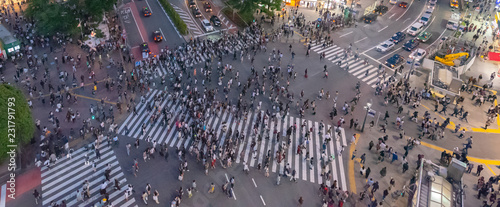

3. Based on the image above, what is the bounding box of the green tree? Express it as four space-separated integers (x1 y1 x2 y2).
25 0 78 36
26 0 117 36
228 0 282 22
0 84 35 163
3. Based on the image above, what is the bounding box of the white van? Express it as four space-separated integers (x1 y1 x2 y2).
419 13 432 25
407 22 424 36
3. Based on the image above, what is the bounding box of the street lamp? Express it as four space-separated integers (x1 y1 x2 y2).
361 101 372 132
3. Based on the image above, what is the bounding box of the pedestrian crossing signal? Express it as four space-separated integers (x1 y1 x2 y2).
91 115 95 120
131 72 134 77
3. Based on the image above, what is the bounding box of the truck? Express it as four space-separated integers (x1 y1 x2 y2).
446 13 460 30
0 24 20 59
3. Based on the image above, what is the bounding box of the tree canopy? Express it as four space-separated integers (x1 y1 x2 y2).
25 0 117 36
0 84 34 163
228 0 282 22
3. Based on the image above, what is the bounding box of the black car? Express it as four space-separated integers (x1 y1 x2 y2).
399 2 408 8
373 5 388 15
210 15 221 26
143 7 152 17
189 0 196 7
141 42 151 54
363 13 378 23
204 2 212 12
192 7 202 18
403 39 419 51
391 32 406 44
385 54 404 68
153 31 162 42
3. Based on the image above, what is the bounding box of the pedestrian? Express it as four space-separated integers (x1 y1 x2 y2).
146 183 152 195
33 189 41 204
153 190 160 204
380 167 387 177
142 191 148 204
365 167 371 178
382 189 389 201
351 149 357 160
304 69 308 78
360 153 366 164
298 196 304 206
368 140 374 151
403 161 409 173
126 143 131 156
477 165 484 176
192 180 197 192
208 183 215 193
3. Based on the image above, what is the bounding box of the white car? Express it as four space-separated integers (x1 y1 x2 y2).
428 1 436 9
424 8 434 15
389 0 397 4
201 19 214 32
419 13 432 25
409 48 427 62
376 40 395 53
407 22 424 36
429 0 437 4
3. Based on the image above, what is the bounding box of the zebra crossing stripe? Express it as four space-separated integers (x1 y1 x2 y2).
41 142 136 206
361 70 380 82
337 128 348 191
118 90 160 134
139 97 173 140
118 106 349 186
328 125 338 185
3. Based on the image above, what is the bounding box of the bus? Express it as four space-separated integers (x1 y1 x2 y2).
450 0 459 8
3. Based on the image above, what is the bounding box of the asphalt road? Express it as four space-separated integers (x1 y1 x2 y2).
331 0 455 68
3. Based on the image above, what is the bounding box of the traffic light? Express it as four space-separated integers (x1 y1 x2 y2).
93 85 97 91
91 115 95 120
131 72 134 77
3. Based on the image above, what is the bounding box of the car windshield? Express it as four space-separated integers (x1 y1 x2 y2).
421 17 429 21
417 52 423 56
382 43 390 47
411 27 417 31
204 22 210 26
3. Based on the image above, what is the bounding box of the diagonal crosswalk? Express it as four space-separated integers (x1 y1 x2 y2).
117 89 349 190
310 41 391 88
40 142 137 207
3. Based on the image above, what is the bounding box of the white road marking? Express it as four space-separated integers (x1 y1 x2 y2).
339 31 353 37
129 7 145 42
145 0 153 13
354 37 368 43
377 47 402 61
396 0 415 21
252 178 258 187
378 26 388 32
260 195 266 206
403 17 411 23
389 13 396 19
364 24 369 27
225 173 237 200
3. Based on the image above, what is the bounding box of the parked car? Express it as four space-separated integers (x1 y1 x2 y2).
391 32 406 44
192 7 202 18
210 15 221 26
419 13 432 25
417 31 432 42
363 13 378 23
204 2 212 12
143 7 152 16
201 19 214 32
153 31 162 42
403 39 420 51
373 5 388 15
409 48 427 62
385 54 405 68
406 22 424 36
376 40 395 52
189 0 196 7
